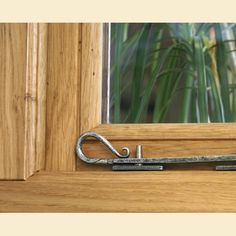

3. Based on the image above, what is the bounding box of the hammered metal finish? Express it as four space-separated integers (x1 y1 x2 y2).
76 132 236 171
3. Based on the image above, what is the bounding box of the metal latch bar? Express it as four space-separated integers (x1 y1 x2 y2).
76 132 236 171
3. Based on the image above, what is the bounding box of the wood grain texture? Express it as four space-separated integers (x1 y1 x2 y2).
45 24 80 171
24 23 38 178
1 23 236 214
92 123 236 140
0 23 44 179
36 24 48 171
1 171 236 212
0 24 27 179
80 23 102 133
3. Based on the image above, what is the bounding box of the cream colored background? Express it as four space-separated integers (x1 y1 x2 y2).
0 0 236 235
0 214 236 236
0 0 236 21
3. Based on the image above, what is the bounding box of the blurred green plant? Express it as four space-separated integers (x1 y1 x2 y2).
109 23 236 123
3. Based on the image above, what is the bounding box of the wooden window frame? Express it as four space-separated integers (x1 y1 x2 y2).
1 23 236 212
80 23 236 166
84 23 236 140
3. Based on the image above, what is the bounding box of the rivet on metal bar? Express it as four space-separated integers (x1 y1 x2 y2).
75 132 236 171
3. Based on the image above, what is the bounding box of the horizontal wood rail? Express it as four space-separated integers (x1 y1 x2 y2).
1 171 236 212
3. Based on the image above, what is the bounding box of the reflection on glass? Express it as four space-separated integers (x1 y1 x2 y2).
106 23 236 123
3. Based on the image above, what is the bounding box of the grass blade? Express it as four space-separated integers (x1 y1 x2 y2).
179 71 194 122
194 36 209 122
214 23 231 121
152 49 179 122
135 45 178 122
130 23 152 122
112 24 127 122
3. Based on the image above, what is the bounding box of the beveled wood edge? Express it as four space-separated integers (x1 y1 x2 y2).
91 123 236 140
35 23 48 172
24 23 37 179
3 24 48 181
25 23 48 179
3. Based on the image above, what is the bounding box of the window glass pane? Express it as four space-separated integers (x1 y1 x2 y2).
103 23 236 123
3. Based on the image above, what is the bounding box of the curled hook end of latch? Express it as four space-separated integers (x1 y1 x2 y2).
119 147 130 158
75 131 130 165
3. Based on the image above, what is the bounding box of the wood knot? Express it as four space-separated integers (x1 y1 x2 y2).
24 93 36 101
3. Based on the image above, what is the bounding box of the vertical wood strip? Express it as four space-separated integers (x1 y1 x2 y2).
35 24 48 171
77 23 102 170
45 24 80 171
24 23 38 178
0 24 27 179
0 24 42 179
79 23 102 133
77 23 82 154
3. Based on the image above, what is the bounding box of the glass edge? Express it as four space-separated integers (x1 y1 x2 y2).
101 23 111 124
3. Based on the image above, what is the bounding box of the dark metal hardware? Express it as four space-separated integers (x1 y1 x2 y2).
75 132 236 171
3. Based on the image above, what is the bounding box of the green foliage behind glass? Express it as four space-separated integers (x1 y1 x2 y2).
109 23 236 123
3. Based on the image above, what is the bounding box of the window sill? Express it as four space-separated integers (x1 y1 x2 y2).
0 171 236 212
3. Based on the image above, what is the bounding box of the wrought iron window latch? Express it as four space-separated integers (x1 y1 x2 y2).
76 132 236 171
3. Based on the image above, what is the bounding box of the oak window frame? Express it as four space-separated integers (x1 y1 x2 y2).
82 23 236 143
1 23 236 212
